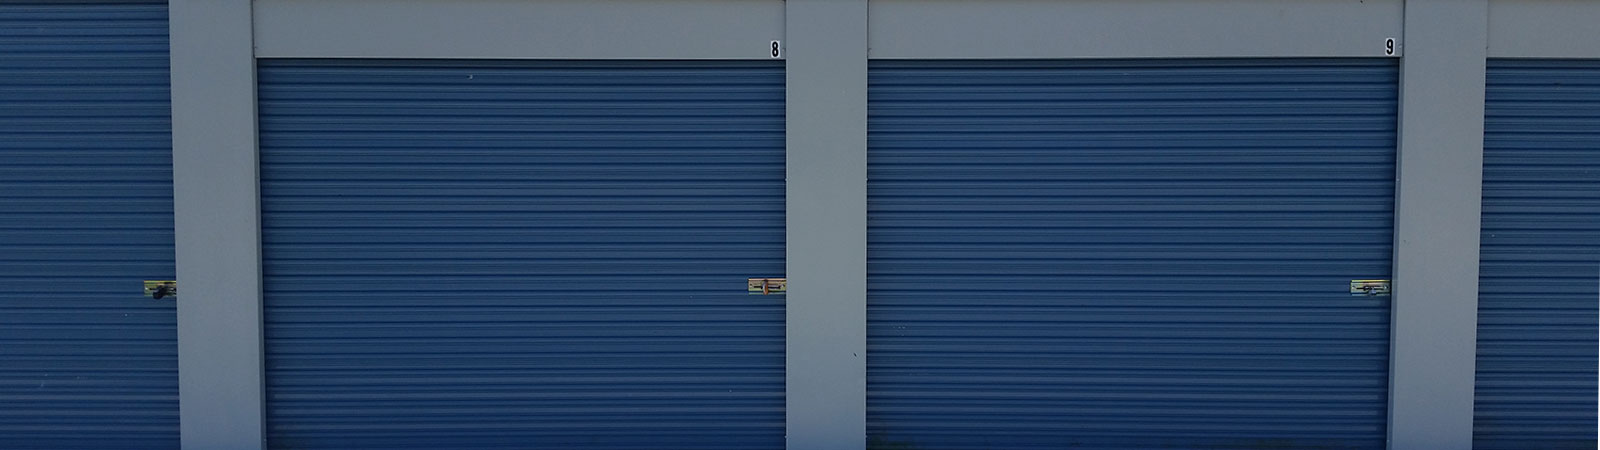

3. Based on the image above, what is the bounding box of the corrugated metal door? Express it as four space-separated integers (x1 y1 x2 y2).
867 59 1398 449
1474 59 1600 450
258 60 784 449
0 2 176 448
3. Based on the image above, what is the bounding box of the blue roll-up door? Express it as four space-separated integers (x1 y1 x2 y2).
0 2 176 448
258 60 784 449
867 59 1398 449
1475 59 1600 450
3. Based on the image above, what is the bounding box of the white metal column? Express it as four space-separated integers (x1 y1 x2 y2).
170 0 264 448
786 0 868 449
1387 1 1488 448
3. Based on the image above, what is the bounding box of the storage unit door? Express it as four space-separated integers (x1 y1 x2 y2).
1474 59 1600 450
258 60 784 449
0 2 176 448
867 59 1398 449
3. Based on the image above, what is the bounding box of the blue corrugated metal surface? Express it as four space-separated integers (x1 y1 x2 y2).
1474 59 1600 450
257 60 784 449
866 59 1398 449
0 2 176 449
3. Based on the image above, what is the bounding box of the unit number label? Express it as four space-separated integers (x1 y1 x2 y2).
770 40 782 58
1385 38 1397 56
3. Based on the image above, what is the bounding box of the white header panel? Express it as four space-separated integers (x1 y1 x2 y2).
254 0 785 59
869 0 1404 59
1489 0 1600 58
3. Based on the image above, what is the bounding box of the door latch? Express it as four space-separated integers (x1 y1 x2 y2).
144 280 176 300
1350 279 1390 297
748 278 786 295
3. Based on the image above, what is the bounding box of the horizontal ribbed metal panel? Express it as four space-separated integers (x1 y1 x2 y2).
258 60 784 449
0 2 176 449
1474 59 1600 450
866 59 1398 449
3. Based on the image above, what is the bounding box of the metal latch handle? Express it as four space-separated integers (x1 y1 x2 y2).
748 278 786 295
144 280 176 300
1350 279 1390 297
